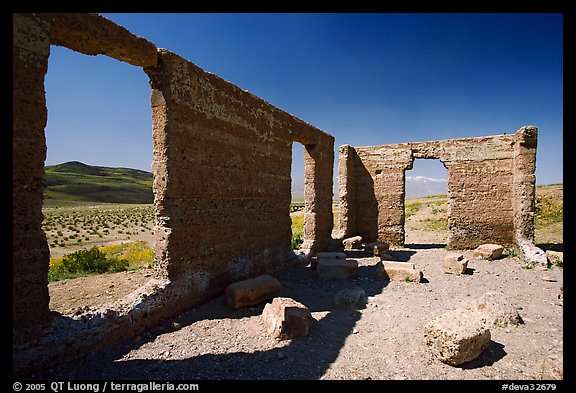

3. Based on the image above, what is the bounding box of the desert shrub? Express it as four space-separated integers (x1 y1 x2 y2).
48 247 129 281
291 232 304 250
100 241 153 269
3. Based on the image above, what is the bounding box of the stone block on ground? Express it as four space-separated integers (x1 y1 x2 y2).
342 236 363 250
294 249 312 266
364 241 390 256
378 261 423 283
262 297 314 340
225 274 282 309
311 252 348 268
473 244 504 260
443 253 469 275
467 292 522 328
333 286 367 309
424 308 491 366
317 259 358 280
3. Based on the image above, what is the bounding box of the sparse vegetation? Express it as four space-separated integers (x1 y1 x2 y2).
535 191 563 228
48 241 154 282
42 203 155 251
405 202 423 218
49 247 129 281
419 218 449 232
503 247 519 259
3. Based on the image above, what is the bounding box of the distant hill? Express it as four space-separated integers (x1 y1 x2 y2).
44 161 153 204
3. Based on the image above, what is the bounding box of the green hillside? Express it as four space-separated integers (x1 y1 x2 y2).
44 161 153 204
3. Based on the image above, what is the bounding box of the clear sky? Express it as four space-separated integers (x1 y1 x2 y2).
44 13 563 193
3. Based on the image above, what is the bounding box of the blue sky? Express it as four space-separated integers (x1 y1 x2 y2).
44 13 563 193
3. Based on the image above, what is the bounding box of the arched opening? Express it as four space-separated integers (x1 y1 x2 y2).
43 45 155 313
404 158 448 247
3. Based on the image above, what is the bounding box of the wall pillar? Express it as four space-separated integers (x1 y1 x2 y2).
13 13 52 329
302 141 334 253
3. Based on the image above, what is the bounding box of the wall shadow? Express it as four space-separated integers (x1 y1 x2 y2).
385 249 417 262
404 243 446 250
351 155 379 243
27 260 388 380
536 243 563 252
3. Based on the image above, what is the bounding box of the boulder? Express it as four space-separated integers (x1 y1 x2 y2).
378 261 423 283
467 292 522 328
317 259 358 280
473 244 504 260
342 236 363 250
443 253 469 275
364 241 390 256
333 287 367 309
424 308 491 366
262 297 314 340
225 274 282 309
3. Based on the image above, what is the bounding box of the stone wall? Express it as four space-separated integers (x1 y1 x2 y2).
338 127 540 259
13 13 333 375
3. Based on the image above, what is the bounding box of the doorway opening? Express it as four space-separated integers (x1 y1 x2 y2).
404 158 448 247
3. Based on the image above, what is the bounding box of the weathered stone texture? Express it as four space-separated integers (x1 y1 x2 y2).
225 275 282 310
39 13 158 67
364 241 390 256
316 259 359 280
378 261 423 283
13 13 52 328
338 127 541 261
146 48 334 285
262 297 314 340
443 253 469 275
13 12 335 374
342 235 363 250
333 287 367 309
467 292 522 328
473 244 504 260
424 308 491 366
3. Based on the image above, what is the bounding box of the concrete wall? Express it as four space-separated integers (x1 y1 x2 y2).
13 13 333 375
338 127 540 258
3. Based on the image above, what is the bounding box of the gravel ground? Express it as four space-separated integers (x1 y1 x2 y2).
34 245 563 381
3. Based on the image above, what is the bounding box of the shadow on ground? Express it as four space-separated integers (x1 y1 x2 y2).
536 243 563 252
460 341 507 369
29 259 388 380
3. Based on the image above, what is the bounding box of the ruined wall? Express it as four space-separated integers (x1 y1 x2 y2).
146 48 334 293
13 13 334 374
339 127 538 253
13 13 53 328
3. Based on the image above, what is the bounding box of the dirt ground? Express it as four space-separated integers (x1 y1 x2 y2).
38 188 563 381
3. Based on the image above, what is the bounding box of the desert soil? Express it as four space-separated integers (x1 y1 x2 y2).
37 190 563 381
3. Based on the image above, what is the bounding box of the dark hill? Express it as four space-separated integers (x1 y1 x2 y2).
44 161 153 204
